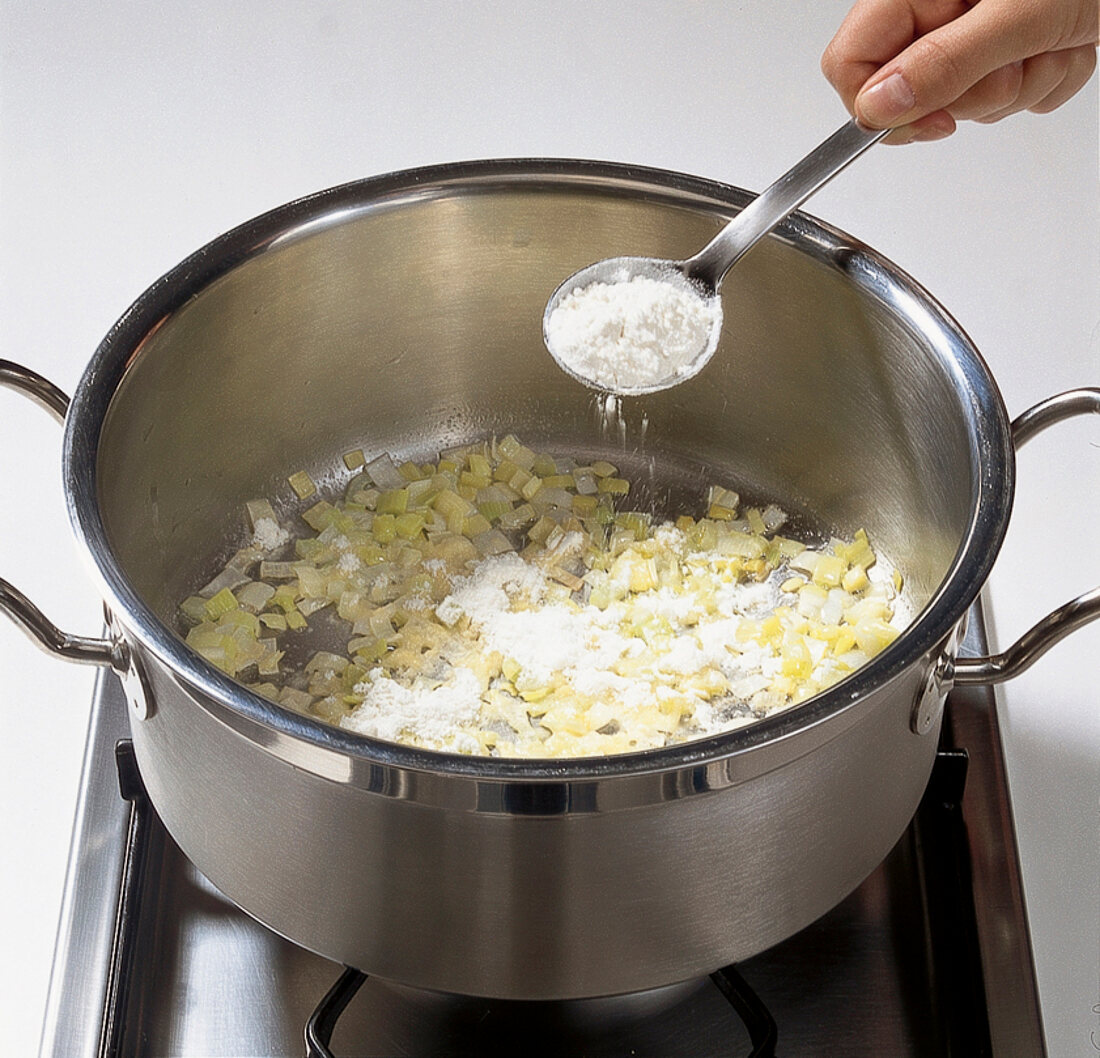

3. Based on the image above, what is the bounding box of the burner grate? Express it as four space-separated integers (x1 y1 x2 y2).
304 964 777 1058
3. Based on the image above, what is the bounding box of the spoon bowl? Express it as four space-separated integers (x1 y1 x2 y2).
543 119 888 394
542 255 722 395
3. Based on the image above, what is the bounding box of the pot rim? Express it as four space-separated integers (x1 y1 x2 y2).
61 157 1014 781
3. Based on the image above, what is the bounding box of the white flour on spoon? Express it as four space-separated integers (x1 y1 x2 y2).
546 274 721 391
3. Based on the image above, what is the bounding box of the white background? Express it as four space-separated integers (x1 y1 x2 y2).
1 2 1096 1053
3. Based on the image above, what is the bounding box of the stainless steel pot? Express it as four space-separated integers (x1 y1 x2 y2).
2 160 1097 1000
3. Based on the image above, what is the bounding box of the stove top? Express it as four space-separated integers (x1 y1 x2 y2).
40 600 1045 1057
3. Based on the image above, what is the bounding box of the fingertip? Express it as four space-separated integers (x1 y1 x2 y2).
855 70 918 128
909 122 956 143
886 112 957 144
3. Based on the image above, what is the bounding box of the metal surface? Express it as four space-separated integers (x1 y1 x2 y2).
0 358 70 422
305 964 779 1058
8 160 1091 997
0 362 123 669
38 669 131 1058
126 648 945 998
953 584 1100 685
543 121 887 394
942 607 1046 1056
685 120 888 287
39 598 1045 1056
0 578 125 668
67 161 1016 771
953 387 1100 685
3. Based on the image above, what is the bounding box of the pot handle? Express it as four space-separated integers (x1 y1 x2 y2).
0 359 127 671
953 388 1100 686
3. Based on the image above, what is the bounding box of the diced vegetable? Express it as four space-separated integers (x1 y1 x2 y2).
364 452 406 489
287 470 317 499
177 434 905 759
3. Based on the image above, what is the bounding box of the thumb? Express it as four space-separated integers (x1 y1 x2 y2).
854 0 1050 127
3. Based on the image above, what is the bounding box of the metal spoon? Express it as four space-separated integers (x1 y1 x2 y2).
543 119 888 395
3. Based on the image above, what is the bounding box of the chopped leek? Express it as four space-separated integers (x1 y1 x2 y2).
203 587 239 620
364 452 406 489
176 432 905 759
287 470 317 499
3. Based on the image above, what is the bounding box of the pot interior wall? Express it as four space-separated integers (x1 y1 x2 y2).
94 176 975 642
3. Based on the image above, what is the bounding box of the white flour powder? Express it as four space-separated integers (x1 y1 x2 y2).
251 517 290 551
546 274 722 391
438 552 600 688
344 666 484 753
340 546 788 751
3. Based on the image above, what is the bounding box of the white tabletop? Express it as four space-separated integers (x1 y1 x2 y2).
1 3 1096 1053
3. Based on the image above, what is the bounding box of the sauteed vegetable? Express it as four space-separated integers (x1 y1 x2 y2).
178 437 904 757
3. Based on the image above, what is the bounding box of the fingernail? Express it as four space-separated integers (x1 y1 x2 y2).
857 71 916 127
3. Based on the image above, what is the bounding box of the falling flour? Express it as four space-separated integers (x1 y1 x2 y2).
546 274 722 391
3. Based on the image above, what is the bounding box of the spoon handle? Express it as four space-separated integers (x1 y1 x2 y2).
685 119 888 288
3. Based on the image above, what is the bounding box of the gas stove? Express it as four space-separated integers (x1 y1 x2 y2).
40 599 1044 1057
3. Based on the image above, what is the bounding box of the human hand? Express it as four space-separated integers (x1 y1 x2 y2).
821 0 1099 143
